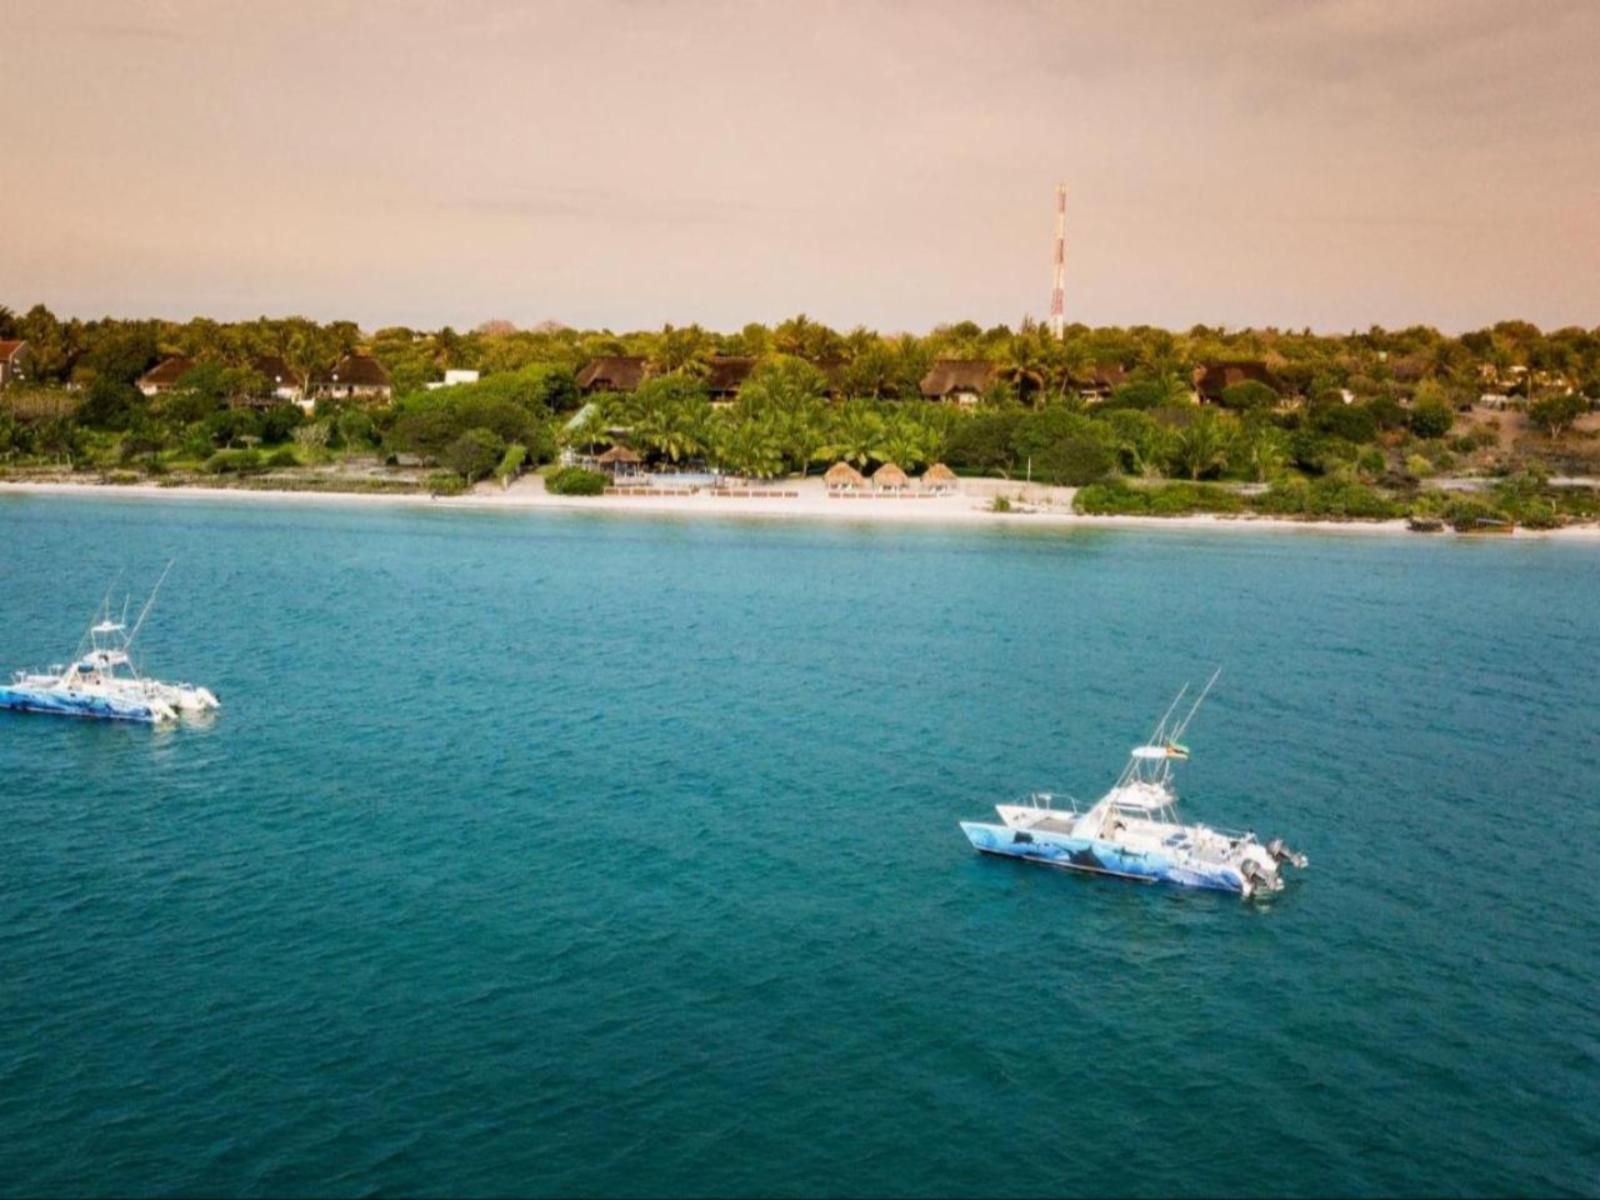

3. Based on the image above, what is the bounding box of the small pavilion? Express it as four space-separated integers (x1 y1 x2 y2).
824 461 867 492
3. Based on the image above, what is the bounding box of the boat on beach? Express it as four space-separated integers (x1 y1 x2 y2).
959 673 1306 898
0 564 219 725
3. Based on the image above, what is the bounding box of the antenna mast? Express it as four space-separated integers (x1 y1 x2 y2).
126 559 175 650
1048 183 1067 339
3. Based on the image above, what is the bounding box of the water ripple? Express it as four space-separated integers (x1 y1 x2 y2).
1 499 1598 1196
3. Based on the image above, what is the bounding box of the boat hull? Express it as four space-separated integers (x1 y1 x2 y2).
960 821 1250 895
0 686 163 723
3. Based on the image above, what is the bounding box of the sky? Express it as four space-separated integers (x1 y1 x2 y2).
3 0 1598 334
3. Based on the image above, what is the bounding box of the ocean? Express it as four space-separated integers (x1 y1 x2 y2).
2 494 1597 1197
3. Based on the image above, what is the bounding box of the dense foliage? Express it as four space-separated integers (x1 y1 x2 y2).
2 303 1596 519
545 467 608 496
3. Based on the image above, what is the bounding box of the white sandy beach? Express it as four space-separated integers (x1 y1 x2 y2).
4 476 1598 539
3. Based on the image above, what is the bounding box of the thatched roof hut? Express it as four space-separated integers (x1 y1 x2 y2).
824 460 866 491
137 356 196 395
309 353 392 400
919 359 997 404
872 462 910 490
704 356 757 400
1066 362 1127 399
596 445 641 465
576 356 648 394
1193 361 1279 404
922 463 958 492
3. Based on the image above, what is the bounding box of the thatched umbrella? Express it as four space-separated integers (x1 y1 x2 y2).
922 462 958 492
596 445 643 478
872 462 910 491
824 460 866 491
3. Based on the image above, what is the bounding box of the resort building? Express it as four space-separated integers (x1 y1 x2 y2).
920 360 997 406
425 369 482 391
309 353 393 403
249 355 306 406
1067 363 1127 403
137 356 197 396
1193 361 1280 404
575 356 649 395
143 354 305 407
705 356 756 405
0 340 33 391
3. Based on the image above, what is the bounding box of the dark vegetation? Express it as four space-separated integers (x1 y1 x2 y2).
2 303 1597 522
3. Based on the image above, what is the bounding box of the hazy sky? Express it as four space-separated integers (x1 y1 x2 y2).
3 0 1598 333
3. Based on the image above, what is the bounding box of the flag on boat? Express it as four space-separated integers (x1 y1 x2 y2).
1164 742 1190 760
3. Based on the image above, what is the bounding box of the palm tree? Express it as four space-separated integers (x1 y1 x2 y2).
652 324 713 378
1169 412 1230 480
881 410 934 470
1230 421 1288 482
1001 326 1058 406
1055 338 1095 401
773 401 828 476
1104 409 1172 477
712 419 784 479
822 407 887 469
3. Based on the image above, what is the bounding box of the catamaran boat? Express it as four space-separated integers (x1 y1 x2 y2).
960 673 1306 898
0 564 220 725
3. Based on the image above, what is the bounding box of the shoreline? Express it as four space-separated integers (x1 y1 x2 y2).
3 477 1598 540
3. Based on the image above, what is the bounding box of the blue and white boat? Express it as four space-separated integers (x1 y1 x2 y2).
0 565 219 725
960 674 1306 898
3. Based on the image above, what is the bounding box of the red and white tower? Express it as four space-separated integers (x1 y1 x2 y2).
1048 184 1067 339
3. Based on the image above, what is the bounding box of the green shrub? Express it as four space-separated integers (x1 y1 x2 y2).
260 402 304 445
1102 380 1171 410
1148 483 1244 515
546 466 608 496
1450 429 1497 454
202 448 263 475
1075 482 1147 514
1442 495 1507 531
1518 502 1561 530
1250 478 1400 520
990 494 1013 513
1309 399 1378 443
1217 380 1279 411
425 471 468 496
1553 487 1600 520
1527 392 1587 437
1410 400 1455 439
266 447 298 469
1033 435 1115 486
1075 481 1243 516
442 427 506 483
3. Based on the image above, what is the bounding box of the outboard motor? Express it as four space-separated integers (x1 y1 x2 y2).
1239 858 1282 895
1266 838 1309 870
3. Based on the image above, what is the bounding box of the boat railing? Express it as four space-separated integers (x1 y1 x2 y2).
1025 791 1081 813
1191 822 1255 843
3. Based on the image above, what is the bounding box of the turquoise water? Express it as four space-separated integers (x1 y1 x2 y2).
2 495 1598 1198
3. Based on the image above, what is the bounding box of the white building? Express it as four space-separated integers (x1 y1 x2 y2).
425 369 481 390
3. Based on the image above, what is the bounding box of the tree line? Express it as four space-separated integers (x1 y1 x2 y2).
2 303 1596 490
